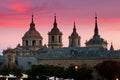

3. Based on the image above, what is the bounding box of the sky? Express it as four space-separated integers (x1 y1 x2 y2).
0 0 120 55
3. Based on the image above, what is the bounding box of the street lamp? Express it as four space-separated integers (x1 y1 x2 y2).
75 65 79 70
116 78 119 80
6 77 8 80
20 78 23 80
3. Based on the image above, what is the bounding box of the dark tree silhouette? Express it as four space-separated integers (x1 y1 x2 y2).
95 61 120 80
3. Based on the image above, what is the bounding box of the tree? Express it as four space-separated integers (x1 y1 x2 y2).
95 61 120 80
11 67 23 79
0 65 11 76
63 65 93 80
27 65 65 80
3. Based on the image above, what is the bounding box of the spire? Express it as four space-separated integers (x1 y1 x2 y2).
71 21 79 37
73 21 76 32
94 13 99 37
53 13 57 28
110 42 114 51
30 13 35 30
32 13 33 23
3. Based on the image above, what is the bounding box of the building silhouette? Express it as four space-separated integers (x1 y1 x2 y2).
2 14 120 70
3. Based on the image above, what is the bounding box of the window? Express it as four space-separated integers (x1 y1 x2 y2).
59 36 61 43
52 46 54 49
52 36 54 42
28 62 32 65
26 40 28 46
39 40 41 45
32 40 36 46
78 39 80 45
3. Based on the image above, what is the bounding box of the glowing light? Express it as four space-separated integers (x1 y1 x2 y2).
6 77 8 80
75 65 79 70
116 78 119 80
20 78 23 80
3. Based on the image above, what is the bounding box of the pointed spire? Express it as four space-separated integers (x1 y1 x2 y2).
73 21 76 32
30 13 35 30
94 12 99 37
110 42 114 51
53 13 57 28
32 13 34 23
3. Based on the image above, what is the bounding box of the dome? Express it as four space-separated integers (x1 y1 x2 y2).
22 29 42 39
22 14 42 39
48 15 62 35
70 22 79 38
86 36 107 44
71 30 79 38
48 27 62 35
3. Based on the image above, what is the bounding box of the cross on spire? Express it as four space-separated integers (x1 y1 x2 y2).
53 13 57 28
30 13 35 30
94 12 99 37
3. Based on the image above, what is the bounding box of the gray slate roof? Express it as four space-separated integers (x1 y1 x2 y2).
34 46 120 59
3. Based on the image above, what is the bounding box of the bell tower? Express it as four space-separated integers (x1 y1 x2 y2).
85 14 108 48
69 21 81 47
22 14 43 50
48 15 63 49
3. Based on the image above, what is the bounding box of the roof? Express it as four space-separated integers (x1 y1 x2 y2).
22 29 42 39
48 27 62 35
22 14 42 39
86 35 107 44
48 15 62 35
34 46 120 59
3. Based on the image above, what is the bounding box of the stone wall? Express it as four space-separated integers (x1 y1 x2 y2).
38 57 120 67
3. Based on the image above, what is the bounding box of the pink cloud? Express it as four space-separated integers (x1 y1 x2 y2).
9 3 28 13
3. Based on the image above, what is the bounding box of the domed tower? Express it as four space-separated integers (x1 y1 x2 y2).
22 14 43 50
69 22 81 47
85 14 108 48
48 15 63 49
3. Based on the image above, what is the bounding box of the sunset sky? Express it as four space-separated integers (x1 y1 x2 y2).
0 0 120 54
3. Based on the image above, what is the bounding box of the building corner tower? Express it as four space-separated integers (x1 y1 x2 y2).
48 15 63 50
22 14 43 50
69 21 81 47
85 14 108 48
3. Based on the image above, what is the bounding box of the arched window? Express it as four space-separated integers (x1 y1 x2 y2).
59 36 61 43
26 40 28 46
32 40 36 46
52 36 54 42
78 39 80 46
39 40 41 45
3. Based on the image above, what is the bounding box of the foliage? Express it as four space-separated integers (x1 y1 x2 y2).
11 67 23 78
64 65 93 80
95 61 120 80
27 65 64 80
0 66 23 79
0 65 11 76
27 64 93 80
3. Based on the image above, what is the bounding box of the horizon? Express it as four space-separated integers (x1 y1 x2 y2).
1 0 120 55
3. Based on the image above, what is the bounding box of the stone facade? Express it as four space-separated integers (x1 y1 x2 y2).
38 57 120 68
3 48 16 68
